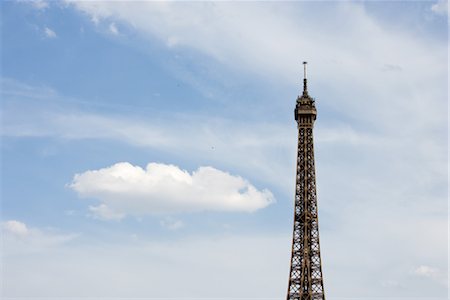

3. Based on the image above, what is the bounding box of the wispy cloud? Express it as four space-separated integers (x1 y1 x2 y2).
66 2 447 156
160 217 184 230
108 22 119 35
414 265 440 278
19 0 49 10
413 265 448 287
67 2 446 94
3 220 29 237
2 220 78 254
2 232 290 298
1 78 297 190
1 78 57 99
44 27 57 38
431 0 448 15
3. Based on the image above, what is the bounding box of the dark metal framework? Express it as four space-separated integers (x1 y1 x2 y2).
286 62 325 300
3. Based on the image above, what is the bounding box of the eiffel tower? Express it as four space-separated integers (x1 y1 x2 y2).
286 62 325 300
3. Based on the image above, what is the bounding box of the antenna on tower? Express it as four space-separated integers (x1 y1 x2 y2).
302 61 308 95
303 61 307 79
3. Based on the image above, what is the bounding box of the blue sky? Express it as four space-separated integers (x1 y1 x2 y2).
1 1 448 299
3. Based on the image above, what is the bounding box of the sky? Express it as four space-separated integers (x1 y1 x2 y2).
0 1 448 299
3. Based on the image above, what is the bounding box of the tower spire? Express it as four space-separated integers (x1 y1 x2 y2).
303 61 308 96
288 62 324 300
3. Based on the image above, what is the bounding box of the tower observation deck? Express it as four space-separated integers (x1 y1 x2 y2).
286 62 325 300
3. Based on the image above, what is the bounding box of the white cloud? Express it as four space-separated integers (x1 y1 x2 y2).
69 162 274 218
414 265 439 278
412 265 448 287
44 27 57 38
91 15 100 25
431 0 448 15
3 220 29 236
109 22 119 35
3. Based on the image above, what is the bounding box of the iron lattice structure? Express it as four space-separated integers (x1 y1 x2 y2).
286 63 325 300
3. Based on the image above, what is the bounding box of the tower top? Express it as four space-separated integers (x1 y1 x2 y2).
295 61 316 122
302 61 308 96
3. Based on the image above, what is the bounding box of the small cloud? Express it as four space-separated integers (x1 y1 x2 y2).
91 15 100 25
44 27 57 39
431 0 448 15
69 162 274 218
3 220 29 236
413 265 439 278
412 265 448 286
109 22 119 35
160 217 184 230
